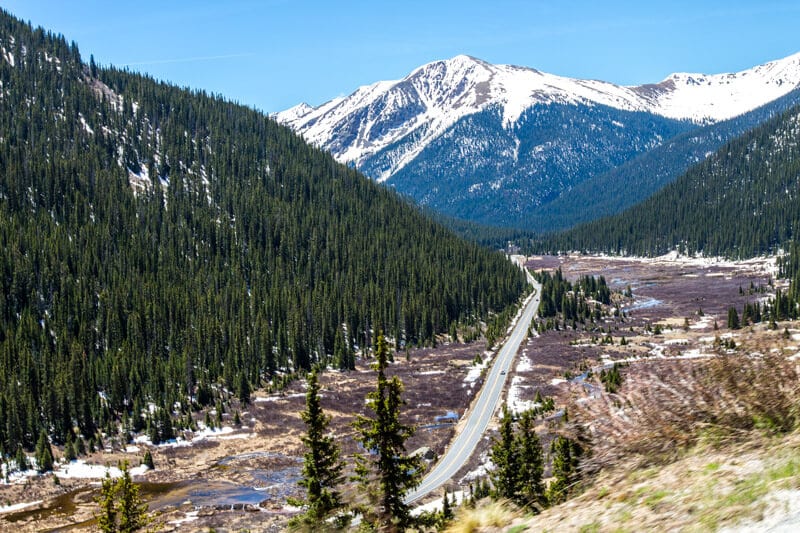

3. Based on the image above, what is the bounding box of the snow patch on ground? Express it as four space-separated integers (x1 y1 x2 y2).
253 393 306 403
411 490 466 516
690 316 714 329
1 460 40 484
55 460 149 479
169 510 200 527
463 351 493 388
507 375 540 415
673 348 715 360
649 344 665 358
133 425 248 448
580 251 779 278
516 352 533 372
0 500 43 514
78 113 94 135
460 451 492 484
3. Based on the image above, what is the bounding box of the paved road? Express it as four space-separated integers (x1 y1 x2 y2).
405 257 540 503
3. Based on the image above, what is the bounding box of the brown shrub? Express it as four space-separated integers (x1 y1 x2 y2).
571 353 800 473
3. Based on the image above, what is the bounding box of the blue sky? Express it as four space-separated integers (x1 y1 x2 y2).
2 1 799 113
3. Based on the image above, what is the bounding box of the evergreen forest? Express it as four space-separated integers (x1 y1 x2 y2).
535 103 800 258
0 11 528 455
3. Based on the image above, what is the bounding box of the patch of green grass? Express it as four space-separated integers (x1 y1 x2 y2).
704 461 720 472
644 489 670 510
507 526 529 533
578 522 601 533
765 458 800 483
596 486 610 499
632 485 649 500
626 466 659 483
695 454 800 530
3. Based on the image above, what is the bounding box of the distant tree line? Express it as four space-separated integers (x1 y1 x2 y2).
536 268 611 321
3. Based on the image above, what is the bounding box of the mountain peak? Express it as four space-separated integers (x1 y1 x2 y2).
416 54 491 70
276 51 800 177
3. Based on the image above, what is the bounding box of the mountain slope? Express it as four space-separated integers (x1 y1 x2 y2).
527 86 800 232
279 53 800 170
385 103 692 226
535 103 800 257
0 10 527 453
277 54 800 230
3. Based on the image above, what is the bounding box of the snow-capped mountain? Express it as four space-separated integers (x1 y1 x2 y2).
276 53 800 229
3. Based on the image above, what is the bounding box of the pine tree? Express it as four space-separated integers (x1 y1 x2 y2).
353 333 421 530
35 429 54 473
236 371 250 405
64 432 77 461
97 472 118 533
441 489 453 521
547 436 582 504
15 445 29 472
142 451 154 470
96 461 150 533
516 409 545 510
292 369 345 527
117 462 149 532
489 405 519 500
727 307 741 330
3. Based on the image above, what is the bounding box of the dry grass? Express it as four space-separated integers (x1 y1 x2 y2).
572 352 800 473
517 430 800 532
443 500 523 533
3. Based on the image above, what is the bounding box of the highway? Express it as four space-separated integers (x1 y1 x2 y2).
405 256 540 503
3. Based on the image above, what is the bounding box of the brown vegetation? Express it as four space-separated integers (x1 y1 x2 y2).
572 352 800 474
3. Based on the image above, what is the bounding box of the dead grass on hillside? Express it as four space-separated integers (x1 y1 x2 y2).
572 353 800 473
443 499 523 533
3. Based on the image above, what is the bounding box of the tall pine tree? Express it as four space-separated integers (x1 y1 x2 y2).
516 409 546 510
96 461 150 532
489 405 520 501
35 429 54 473
292 369 346 528
353 333 421 530
547 435 582 504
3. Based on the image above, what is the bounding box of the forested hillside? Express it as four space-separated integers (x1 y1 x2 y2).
0 11 527 453
536 103 800 258
526 86 800 233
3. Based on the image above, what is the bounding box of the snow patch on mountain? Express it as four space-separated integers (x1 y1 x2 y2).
635 51 800 122
276 52 800 178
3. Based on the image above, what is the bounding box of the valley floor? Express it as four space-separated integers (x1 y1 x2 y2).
3 252 797 531
449 253 800 532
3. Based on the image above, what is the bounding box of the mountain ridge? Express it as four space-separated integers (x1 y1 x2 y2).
276 52 800 230
277 52 800 174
